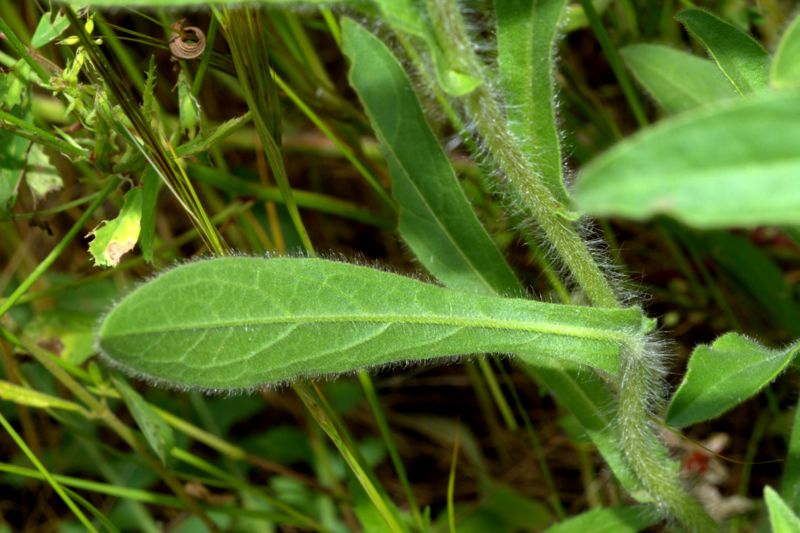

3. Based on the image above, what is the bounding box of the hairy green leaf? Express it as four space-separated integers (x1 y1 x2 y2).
765 486 800 533
496 0 569 203
97 258 646 391
342 19 521 295
620 44 737 114
666 333 800 428
676 8 769 94
771 13 800 89
573 91 800 228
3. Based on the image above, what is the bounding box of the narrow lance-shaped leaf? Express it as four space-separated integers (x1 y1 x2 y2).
495 0 569 204
114 377 175 464
620 44 737 115
97 257 647 391
676 8 769 94
573 91 800 228
341 19 521 295
771 12 800 89
666 333 800 428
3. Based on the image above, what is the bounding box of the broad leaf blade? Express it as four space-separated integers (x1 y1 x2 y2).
620 44 737 114
97 258 645 391
765 486 800 533
573 91 800 228
341 19 521 295
496 0 569 204
676 8 769 94
544 505 657 533
771 13 800 89
666 333 800 428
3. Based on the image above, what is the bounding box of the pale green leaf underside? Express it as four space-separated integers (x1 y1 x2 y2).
573 90 800 228
771 13 800 89
341 19 521 296
620 44 737 114
98 258 645 391
765 486 800 533
676 8 769 94
666 333 800 428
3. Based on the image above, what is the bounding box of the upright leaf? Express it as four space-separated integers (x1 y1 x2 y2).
495 0 569 204
97 257 646 391
765 486 800 533
573 91 800 228
341 19 521 295
620 44 737 114
666 333 800 428
113 377 175 464
781 394 800 510
771 13 800 89
676 8 769 94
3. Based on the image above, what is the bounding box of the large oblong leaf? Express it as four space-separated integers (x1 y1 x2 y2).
97 258 645 391
666 333 800 428
341 19 521 295
573 91 800 228
676 8 769 94
620 44 737 115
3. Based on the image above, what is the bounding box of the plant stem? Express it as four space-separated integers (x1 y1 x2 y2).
424 1 716 529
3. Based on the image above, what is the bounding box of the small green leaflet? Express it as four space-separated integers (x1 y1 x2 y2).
31 11 70 48
676 9 769 94
87 187 143 267
620 44 737 114
573 90 800 228
666 333 800 428
97 257 647 391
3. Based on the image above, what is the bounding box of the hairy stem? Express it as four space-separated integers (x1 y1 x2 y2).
424 1 716 529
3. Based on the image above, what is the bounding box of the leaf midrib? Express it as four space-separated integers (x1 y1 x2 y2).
104 312 630 343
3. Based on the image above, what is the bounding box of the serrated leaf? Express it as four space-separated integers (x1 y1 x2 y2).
25 143 62 205
573 91 800 228
0 380 83 412
620 44 737 114
342 19 521 296
771 13 800 89
666 333 800 428
676 8 769 94
765 486 800 533
87 187 142 267
31 11 70 48
97 257 646 391
544 505 658 533
113 378 174 464
496 0 569 204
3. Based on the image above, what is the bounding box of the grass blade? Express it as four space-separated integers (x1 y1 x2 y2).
771 12 800 89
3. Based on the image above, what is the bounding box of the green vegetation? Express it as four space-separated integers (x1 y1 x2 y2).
1 1 799 531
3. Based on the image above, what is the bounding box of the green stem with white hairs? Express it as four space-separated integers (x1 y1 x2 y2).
423 1 716 529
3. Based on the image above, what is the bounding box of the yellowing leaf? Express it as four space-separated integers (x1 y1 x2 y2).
87 187 142 267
